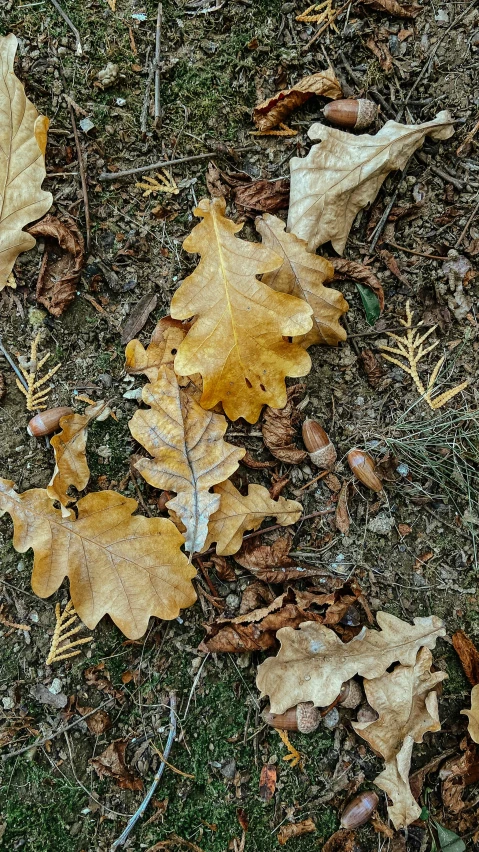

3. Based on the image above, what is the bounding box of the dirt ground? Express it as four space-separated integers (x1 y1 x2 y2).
1 0 479 849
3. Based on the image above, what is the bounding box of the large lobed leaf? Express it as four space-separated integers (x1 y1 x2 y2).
129 366 245 553
461 684 479 744
287 111 454 255
0 479 196 639
256 611 446 714
170 197 313 423
0 34 52 290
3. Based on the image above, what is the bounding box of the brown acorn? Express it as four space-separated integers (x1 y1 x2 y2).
263 702 321 733
341 791 379 829
27 406 73 437
323 99 379 130
347 449 383 492
339 679 363 709
302 420 337 470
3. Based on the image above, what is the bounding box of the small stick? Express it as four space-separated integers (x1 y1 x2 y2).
369 164 410 252
0 337 28 391
112 692 177 850
386 242 447 260
416 152 465 192
99 146 258 181
297 469 330 492
140 47 154 134
455 196 479 249
154 3 162 128
56 62 91 253
48 0 83 55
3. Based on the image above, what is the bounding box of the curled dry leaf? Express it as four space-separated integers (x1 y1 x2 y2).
452 630 479 686
130 366 244 553
331 258 385 312
335 481 350 534
440 739 479 814
125 316 190 384
202 479 302 556
76 704 111 735
253 68 342 132
277 818 316 845
359 0 421 17
262 384 307 465
259 763 277 802
256 214 348 347
461 685 479 744
171 197 313 423
235 179 290 214
256 611 445 714
0 34 53 291
353 648 447 829
27 215 84 316
322 829 358 852
288 111 454 254
360 348 385 388
120 292 158 345
90 739 143 791
0 479 196 639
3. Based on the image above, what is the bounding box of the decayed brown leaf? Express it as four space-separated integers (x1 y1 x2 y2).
253 68 342 132
288 112 454 254
27 215 84 316
262 384 307 464
121 293 158 345
359 0 421 17
0 479 196 639
235 179 290 214
47 402 108 511
259 764 277 802
452 630 479 686
257 214 348 347
170 197 313 423
441 739 479 814
353 648 446 829
331 258 385 312
202 479 302 556
90 739 143 791
77 704 111 734
129 366 245 553
360 349 385 388
335 481 350 534
365 35 393 74
256 611 445 713
0 34 53 291
233 535 299 579
322 830 358 852
461 685 479 743
84 662 124 701
125 316 190 384
277 818 316 845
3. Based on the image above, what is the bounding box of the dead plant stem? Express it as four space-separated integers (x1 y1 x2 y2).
99 147 258 181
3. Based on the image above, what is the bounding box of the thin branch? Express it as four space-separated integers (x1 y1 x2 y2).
98 146 259 181
154 3 162 128
48 0 83 55
0 336 28 390
56 62 91 253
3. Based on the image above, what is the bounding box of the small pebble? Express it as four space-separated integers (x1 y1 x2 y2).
323 707 340 729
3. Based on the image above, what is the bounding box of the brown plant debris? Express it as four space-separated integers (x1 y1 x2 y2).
46 600 93 665
262 384 308 464
359 0 421 17
259 764 277 802
452 631 479 686
378 301 468 409
461 685 479 744
277 818 316 845
253 68 342 133
90 739 143 791
234 179 290 214
330 258 385 312
15 332 61 411
27 215 84 317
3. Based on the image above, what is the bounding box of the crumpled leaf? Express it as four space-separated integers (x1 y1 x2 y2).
235 179 290 214
259 763 277 802
125 316 191 384
120 293 158 345
262 384 307 464
202 479 302 556
256 611 445 714
170 197 313 423
27 215 84 316
461 685 479 743
256 214 348 347
452 630 479 686
353 648 447 829
253 68 342 132
288 111 454 254
277 818 316 845
440 740 479 815
0 34 53 291
233 534 303 582
359 0 421 17
129 366 245 553
90 739 143 791
0 479 196 639
331 258 384 312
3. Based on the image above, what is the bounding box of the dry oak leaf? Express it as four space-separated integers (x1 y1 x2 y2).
256 611 445 714
461 685 479 744
202 479 302 556
452 630 479 686
256 214 348 347
0 34 53 291
353 648 446 829
253 68 342 133
27 215 84 316
262 383 307 465
170 196 313 424
90 739 143 791
235 179 290 215
125 316 190 384
287 111 454 254
0 479 196 639
129 366 245 553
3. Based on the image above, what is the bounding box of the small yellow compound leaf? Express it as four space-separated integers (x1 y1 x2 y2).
170 197 313 423
129 366 245 553
203 479 302 556
125 316 189 384
256 214 348 347
461 684 479 743
0 479 196 640
0 34 53 291
353 648 447 829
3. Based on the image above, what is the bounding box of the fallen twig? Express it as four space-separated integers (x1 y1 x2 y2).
455 195 479 249
154 3 162 128
0 336 28 391
140 47 154 134
98 146 259 181
112 692 177 850
48 0 83 55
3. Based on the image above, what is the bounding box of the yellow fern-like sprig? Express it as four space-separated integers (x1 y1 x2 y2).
296 0 338 30
16 333 61 411
276 729 304 769
46 600 93 665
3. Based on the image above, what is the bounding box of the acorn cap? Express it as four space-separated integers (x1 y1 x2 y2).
263 702 321 733
339 679 363 709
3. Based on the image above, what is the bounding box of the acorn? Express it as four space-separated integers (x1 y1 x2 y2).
347 449 383 492
27 406 73 437
339 679 363 710
302 420 337 470
263 702 321 733
323 99 379 130
341 791 379 829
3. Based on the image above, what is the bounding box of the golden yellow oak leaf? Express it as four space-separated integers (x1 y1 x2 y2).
461 684 479 744
256 214 348 347
125 316 189 384
256 611 446 714
203 479 303 556
0 479 196 640
170 197 313 423
0 34 53 291
353 648 447 830
129 366 245 553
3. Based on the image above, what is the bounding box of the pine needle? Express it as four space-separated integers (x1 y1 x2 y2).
46 600 93 665
296 0 339 31
16 332 61 411
276 729 304 769
136 170 179 197
378 301 468 410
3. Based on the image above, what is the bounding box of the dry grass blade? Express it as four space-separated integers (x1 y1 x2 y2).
16 333 61 411
46 600 93 664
